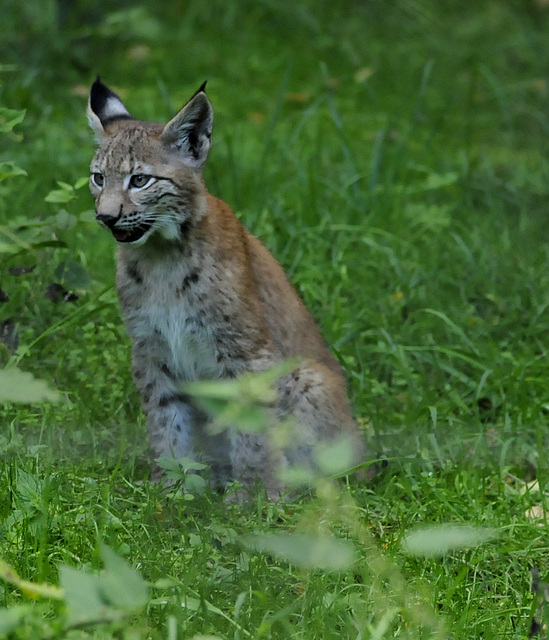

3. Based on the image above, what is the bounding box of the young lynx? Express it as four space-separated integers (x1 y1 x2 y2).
87 78 363 499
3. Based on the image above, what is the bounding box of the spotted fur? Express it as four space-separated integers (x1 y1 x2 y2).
87 78 364 499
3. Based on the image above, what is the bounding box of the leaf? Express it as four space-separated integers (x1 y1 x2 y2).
0 559 64 600
184 361 295 403
401 525 495 557
55 209 78 231
99 544 149 611
0 367 59 403
0 241 20 255
54 261 91 290
279 466 316 486
184 473 206 495
16 468 43 504
60 546 147 626
60 565 119 627
0 107 26 133
314 435 356 476
45 181 76 204
44 189 74 204
156 456 207 475
184 361 297 434
79 209 97 223
0 161 27 181
0 605 29 633
244 533 355 570
74 176 90 189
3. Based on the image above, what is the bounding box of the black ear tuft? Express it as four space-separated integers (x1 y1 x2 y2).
90 77 111 111
89 78 133 129
190 81 208 100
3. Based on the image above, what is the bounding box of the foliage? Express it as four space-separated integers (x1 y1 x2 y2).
0 543 148 636
0 367 59 403
1 0 549 638
0 98 65 403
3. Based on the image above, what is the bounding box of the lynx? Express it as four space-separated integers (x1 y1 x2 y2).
87 78 363 499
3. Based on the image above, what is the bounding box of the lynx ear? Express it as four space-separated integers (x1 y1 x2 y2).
87 77 133 141
161 82 213 169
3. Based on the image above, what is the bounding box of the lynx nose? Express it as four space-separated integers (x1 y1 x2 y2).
96 213 120 229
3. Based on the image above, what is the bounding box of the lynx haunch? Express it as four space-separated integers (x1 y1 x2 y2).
87 78 363 499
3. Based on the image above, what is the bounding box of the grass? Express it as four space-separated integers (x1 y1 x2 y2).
2 0 549 637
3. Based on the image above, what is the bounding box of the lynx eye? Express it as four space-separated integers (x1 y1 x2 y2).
91 172 105 188
129 174 153 189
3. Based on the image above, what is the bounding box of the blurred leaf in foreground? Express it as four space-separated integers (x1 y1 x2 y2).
401 525 495 557
0 605 30 634
244 532 355 571
0 367 59 403
60 543 148 627
0 558 64 599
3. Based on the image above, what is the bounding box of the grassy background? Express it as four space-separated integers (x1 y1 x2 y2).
2 0 549 637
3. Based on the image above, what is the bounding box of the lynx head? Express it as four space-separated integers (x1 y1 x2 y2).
87 78 213 246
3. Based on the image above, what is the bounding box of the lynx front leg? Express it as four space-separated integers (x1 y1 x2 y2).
228 431 285 500
132 358 199 479
146 392 197 463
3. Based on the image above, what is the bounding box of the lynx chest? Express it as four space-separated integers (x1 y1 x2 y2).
116 253 222 382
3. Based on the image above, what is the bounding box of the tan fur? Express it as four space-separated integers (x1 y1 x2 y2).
87 79 363 498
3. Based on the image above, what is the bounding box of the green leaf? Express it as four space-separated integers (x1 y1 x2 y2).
184 473 206 495
74 176 90 189
79 209 97 223
59 565 120 627
0 241 21 255
99 544 149 611
44 187 75 204
0 161 27 181
314 435 356 476
279 466 316 486
0 605 29 634
54 261 91 290
156 456 207 475
0 107 25 133
0 368 59 404
244 533 355 570
184 361 297 434
45 177 89 203
401 525 495 557
54 209 78 231
16 468 43 504
0 559 63 600
60 546 148 627
184 361 295 404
